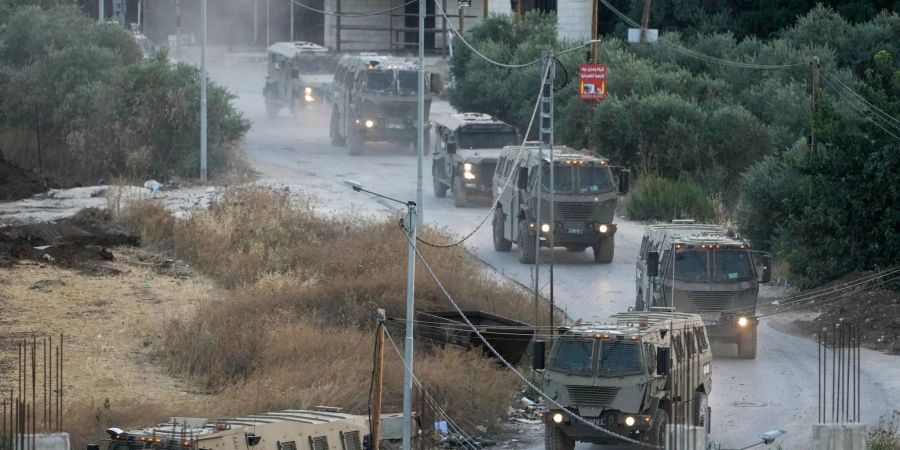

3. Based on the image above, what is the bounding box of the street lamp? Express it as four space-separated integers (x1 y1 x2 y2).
343 180 418 450
712 429 788 450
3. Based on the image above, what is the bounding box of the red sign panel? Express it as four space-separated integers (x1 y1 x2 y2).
579 64 607 101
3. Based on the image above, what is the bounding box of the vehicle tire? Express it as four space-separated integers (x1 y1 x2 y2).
265 100 279 119
737 325 758 359
564 245 586 252
592 234 615 263
644 408 668 446
544 424 575 450
517 221 536 264
330 109 345 147
453 176 469 207
348 129 364 156
433 164 448 198
693 391 709 429
493 209 512 252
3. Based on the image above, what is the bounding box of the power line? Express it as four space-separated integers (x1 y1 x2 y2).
433 0 541 68
597 0 807 70
820 74 900 141
400 230 658 448
819 68 900 130
286 0 416 17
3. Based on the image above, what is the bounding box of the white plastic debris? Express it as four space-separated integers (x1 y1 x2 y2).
144 180 162 192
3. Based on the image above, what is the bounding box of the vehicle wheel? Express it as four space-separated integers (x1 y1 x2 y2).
493 209 512 252
330 109 345 147
737 325 758 359
592 233 615 263
693 391 709 430
265 100 279 119
348 129 364 156
544 424 575 450
517 221 536 264
433 164 448 198
453 176 469 207
564 245 586 252
644 408 668 446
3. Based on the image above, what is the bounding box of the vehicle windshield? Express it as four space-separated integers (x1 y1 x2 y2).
552 338 593 376
364 70 393 93
711 249 755 282
597 340 643 377
295 58 336 74
541 162 613 193
456 131 518 149
673 248 755 283
398 70 419 94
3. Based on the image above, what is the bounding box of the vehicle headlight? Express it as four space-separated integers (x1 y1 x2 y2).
552 412 564 424
365 120 375 128
304 94 315 102
598 224 609 233
624 416 636 427
541 223 551 233
463 172 476 180
738 316 749 327
304 86 312 94
463 163 473 172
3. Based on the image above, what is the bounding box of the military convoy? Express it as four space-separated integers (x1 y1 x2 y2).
431 113 519 207
90 408 379 450
539 311 712 447
263 42 337 118
634 222 771 359
328 54 435 155
491 144 629 264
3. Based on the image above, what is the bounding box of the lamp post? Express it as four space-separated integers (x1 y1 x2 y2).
344 180 417 450
200 0 207 181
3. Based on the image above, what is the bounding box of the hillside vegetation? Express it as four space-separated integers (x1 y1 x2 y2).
450 7 900 286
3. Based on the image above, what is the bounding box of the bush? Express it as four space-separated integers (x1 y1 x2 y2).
736 141 803 250
626 174 715 222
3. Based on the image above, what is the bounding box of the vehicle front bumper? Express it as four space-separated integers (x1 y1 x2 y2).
532 222 617 247
543 409 650 443
705 313 758 342
355 117 417 142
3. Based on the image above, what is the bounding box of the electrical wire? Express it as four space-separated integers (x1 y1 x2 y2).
286 0 416 18
820 75 900 141
819 67 900 131
433 0 541 68
400 230 658 447
597 0 807 70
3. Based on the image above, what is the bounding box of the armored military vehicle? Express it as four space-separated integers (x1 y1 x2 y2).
263 42 336 118
432 113 519 207
92 408 378 450
328 54 434 155
491 144 629 264
538 311 712 448
634 222 772 359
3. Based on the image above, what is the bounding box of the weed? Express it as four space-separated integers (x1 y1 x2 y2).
626 174 715 222
868 411 900 450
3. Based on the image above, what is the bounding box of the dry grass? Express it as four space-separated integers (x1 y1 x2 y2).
118 187 541 433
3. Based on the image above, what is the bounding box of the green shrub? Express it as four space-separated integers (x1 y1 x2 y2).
626 174 715 222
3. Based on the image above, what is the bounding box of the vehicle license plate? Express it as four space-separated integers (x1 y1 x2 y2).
386 119 405 129
568 228 583 234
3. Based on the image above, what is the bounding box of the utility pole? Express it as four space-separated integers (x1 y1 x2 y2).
290 0 294 41
401 202 418 450
266 0 270 47
640 0 652 43
200 0 208 181
539 51 556 332
371 309 386 450
811 57 820 155
458 2 465 34
415 0 425 225
253 0 258 45
98 0 104 21
175 0 181 56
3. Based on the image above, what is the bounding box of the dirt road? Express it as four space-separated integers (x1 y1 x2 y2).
207 59 900 449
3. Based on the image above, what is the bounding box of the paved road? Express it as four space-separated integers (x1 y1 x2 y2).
209 61 899 449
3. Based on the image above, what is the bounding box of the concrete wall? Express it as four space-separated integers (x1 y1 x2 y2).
812 424 867 450
556 0 592 42
13 433 70 450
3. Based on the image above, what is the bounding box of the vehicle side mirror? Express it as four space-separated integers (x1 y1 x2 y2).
429 73 442 94
647 251 660 277
761 255 772 284
618 169 631 194
446 142 456 154
517 167 529 190
532 340 545 370
656 347 669 376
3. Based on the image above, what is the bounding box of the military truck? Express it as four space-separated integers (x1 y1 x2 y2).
328 54 435 155
634 222 772 359
432 113 519 207
538 311 712 448
90 408 383 450
491 144 629 264
263 42 336 118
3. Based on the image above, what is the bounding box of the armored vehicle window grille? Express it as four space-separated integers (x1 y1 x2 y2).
673 334 684 362
688 292 738 312
481 162 498 180
710 249 755 283
565 385 620 407
685 330 696 357
557 202 594 222
643 343 656 374
674 249 709 282
280 441 298 450
309 436 327 450
341 431 362 450
597 340 643 377
695 327 709 351
552 339 594 375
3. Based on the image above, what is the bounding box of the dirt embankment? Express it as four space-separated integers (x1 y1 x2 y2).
0 155 57 201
